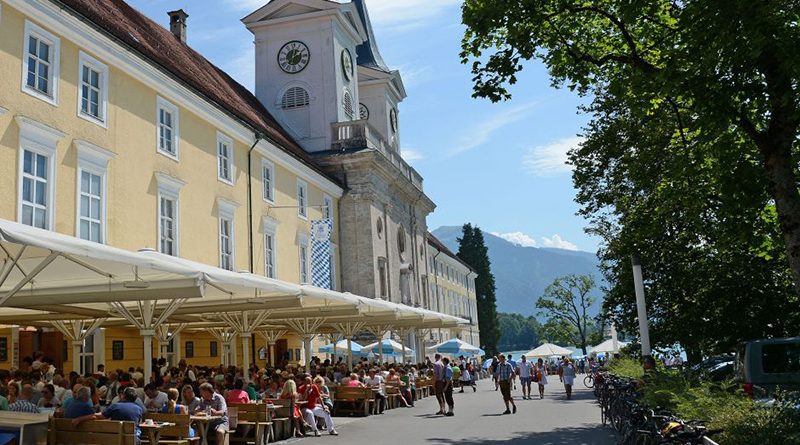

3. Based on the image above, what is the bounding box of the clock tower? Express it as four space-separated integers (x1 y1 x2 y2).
243 0 367 152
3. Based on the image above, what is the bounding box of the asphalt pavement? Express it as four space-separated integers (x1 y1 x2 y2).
287 376 616 445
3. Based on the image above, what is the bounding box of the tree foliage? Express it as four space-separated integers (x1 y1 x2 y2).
460 0 800 358
536 274 596 354
497 312 541 351
460 1 800 296
457 223 501 354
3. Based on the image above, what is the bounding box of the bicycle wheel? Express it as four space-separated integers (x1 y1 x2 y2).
584 374 594 388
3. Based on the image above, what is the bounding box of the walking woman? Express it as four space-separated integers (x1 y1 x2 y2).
535 358 548 399
561 357 576 400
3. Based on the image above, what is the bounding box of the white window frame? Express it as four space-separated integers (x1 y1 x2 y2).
216 131 234 185
21 20 60 106
217 198 239 271
298 233 309 284
76 51 108 127
15 116 64 231
74 140 114 243
263 217 278 279
156 96 180 160
296 179 308 220
322 194 333 221
155 173 185 256
261 159 275 203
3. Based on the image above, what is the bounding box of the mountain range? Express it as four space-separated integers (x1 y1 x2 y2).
431 226 604 318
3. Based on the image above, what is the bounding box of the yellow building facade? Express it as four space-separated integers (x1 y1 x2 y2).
0 0 342 374
427 235 481 348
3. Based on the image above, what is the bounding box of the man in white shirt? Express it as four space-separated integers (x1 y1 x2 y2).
517 355 535 400
364 369 386 414
143 384 167 411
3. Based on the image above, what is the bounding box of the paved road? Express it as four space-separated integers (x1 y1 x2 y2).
290 377 616 445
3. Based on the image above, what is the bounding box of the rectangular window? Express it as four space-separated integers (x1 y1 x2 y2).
265 232 276 278
210 341 218 357
156 97 179 158
185 341 194 358
329 250 336 290
20 149 50 229
262 160 274 202
219 216 233 270
0 338 7 362
378 257 387 298
77 52 108 125
78 170 103 243
762 343 800 374
217 133 233 184
22 21 60 104
112 340 124 360
299 242 309 284
159 195 177 255
297 179 308 219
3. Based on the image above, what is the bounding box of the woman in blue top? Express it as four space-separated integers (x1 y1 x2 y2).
160 388 196 438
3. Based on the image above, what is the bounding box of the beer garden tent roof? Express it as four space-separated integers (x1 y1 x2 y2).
0 219 467 332
426 338 483 357
525 343 573 358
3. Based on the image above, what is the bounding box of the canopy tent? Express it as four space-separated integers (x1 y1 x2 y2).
525 343 573 358
590 339 629 354
363 339 415 357
317 339 368 356
426 338 483 357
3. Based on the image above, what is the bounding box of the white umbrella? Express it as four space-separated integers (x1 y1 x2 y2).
426 338 483 356
525 343 573 358
590 339 629 354
363 339 415 357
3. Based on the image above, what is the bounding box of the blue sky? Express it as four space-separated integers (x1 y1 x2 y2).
129 0 599 252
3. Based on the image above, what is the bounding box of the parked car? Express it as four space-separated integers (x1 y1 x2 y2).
688 354 735 382
735 337 800 399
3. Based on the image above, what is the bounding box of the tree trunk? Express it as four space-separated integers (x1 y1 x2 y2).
761 140 800 295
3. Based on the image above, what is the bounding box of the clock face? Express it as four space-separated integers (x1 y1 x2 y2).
359 103 369 120
278 41 310 74
389 108 398 133
341 49 353 81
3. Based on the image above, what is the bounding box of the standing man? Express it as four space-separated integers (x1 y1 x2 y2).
441 357 454 416
495 355 517 415
507 354 517 390
517 355 534 400
432 353 446 416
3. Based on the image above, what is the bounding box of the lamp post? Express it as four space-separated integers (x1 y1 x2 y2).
631 254 651 358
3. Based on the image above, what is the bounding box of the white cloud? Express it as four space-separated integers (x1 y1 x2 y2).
401 149 424 163
541 234 578 251
222 0 268 12
523 136 584 176
450 102 537 156
221 47 256 92
491 232 538 248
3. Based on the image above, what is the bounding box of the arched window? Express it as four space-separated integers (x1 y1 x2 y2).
342 90 354 119
281 87 310 109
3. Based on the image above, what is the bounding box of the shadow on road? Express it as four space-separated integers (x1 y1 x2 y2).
425 425 615 445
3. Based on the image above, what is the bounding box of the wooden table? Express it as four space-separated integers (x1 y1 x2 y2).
190 415 221 445
0 412 49 445
139 422 174 445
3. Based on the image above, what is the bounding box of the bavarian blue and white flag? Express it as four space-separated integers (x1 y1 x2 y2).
311 219 332 289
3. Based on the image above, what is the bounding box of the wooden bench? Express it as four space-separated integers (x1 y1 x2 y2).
262 399 292 442
226 403 270 445
330 387 372 417
49 418 136 445
384 385 401 409
142 413 199 445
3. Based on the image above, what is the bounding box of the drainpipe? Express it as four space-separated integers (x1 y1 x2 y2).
247 133 265 273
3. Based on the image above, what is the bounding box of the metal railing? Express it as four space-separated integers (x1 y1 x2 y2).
331 120 424 190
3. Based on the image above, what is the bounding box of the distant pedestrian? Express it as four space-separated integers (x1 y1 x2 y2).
507 355 517 390
441 357 454 416
490 356 499 391
535 358 548 399
561 357 576 400
433 354 446 415
495 354 516 415
458 359 473 393
517 355 534 400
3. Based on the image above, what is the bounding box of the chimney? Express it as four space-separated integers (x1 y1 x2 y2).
167 9 188 43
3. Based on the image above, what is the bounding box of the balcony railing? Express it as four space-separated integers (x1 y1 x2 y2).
332 120 424 190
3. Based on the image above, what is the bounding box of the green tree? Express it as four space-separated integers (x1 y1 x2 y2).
536 274 596 354
457 223 501 354
497 313 541 351
460 1 800 294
